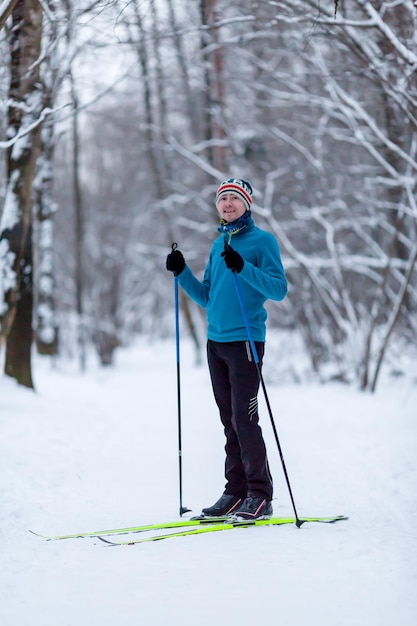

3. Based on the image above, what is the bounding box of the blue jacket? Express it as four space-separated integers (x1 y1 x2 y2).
178 218 287 342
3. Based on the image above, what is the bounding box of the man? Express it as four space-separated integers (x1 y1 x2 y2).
166 178 287 520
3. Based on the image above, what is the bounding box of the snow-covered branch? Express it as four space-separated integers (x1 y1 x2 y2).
0 0 19 31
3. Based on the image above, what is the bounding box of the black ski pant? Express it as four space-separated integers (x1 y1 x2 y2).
207 339 273 501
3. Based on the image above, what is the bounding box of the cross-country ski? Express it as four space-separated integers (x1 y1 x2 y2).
30 515 348 542
97 515 349 546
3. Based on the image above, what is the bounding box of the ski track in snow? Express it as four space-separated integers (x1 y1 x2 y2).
1 339 416 626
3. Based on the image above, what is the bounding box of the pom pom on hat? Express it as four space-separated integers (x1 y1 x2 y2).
216 178 253 212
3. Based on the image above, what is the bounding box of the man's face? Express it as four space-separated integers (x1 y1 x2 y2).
217 193 247 223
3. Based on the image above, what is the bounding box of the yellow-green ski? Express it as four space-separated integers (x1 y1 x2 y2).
28 516 229 541
97 515 349 546
29 515 347 542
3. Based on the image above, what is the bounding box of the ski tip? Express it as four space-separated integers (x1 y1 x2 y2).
97 536 119 546
28 529 54 540
300 514 349 525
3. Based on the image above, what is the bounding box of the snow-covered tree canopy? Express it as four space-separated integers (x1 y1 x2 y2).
0 0 416 390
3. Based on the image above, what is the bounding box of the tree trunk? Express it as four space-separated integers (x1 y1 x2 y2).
1 0 43 388
200 0 227 171
33 111 58 356
71 72 86 372
33 2 58 356
5 224 34 387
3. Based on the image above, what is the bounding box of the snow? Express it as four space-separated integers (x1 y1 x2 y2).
0 170 20 232
0 239 16 314
1 337 416 626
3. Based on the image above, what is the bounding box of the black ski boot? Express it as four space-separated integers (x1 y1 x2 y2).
232 496 273 520
201 494 243 517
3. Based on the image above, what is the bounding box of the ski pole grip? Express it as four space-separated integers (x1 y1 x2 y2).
171 242 179 277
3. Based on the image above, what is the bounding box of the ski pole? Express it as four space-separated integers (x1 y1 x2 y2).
172 243 191 516
231 269 303 527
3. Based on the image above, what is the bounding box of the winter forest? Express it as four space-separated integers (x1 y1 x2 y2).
0 0 416 391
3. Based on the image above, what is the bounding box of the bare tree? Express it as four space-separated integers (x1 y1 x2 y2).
3 0 414 390
0 0 43 388
32 1 63 356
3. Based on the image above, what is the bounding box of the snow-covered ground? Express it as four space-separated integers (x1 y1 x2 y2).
1 338 416 626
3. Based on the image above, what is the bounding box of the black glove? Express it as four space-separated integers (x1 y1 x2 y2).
166 248 185 276
221 243 244 273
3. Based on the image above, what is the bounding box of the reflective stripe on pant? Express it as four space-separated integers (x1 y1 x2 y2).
207 339 273 500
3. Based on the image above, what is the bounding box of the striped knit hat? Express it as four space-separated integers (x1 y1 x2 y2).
216 178 253 212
